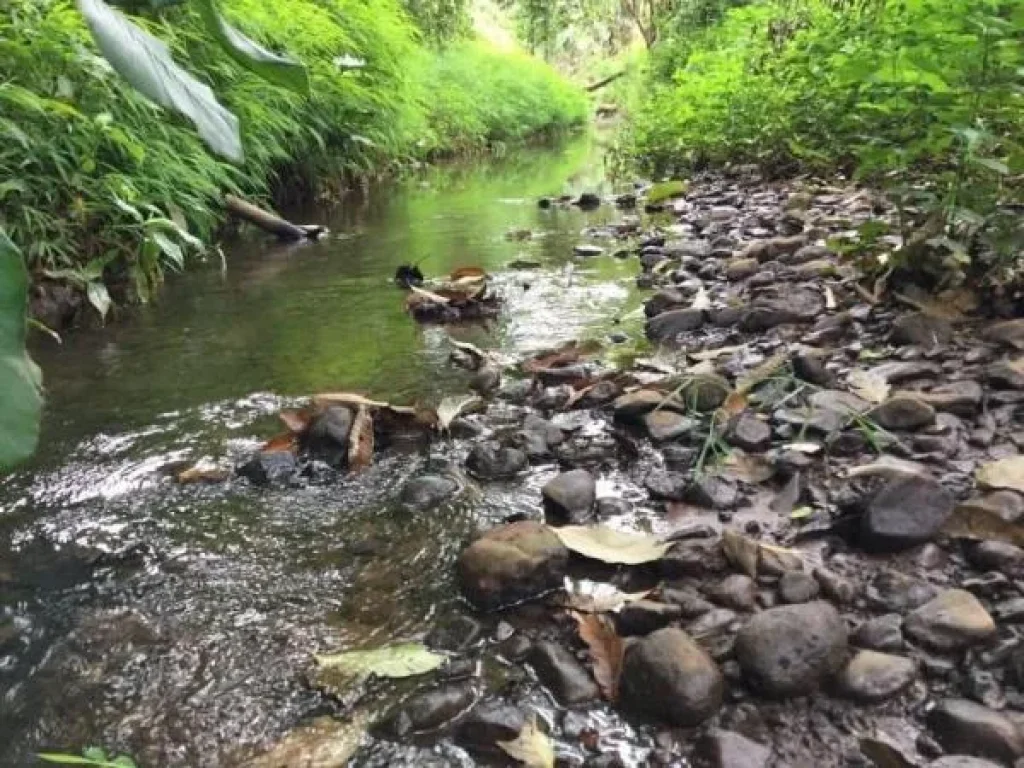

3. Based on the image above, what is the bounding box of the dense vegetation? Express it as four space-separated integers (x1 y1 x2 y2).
0 0 587 313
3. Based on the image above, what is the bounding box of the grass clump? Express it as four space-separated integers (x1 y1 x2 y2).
0 0 586 314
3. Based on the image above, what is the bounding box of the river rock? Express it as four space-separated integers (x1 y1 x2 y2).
868 395 937 430
645 288 687 317
457 522 568 610
614 389 685 419
238 451 298 485
777 571 820 604
685 475 738 509
456 701 526 756
866 570 937 612
304 405 354 464
854 614 904 652
838 650 916 702
969 540 1024 577
814 567 857 604
383 683 477 736
709 575 758 611
644 410 698 442
792 349 834 387
911 380 984 415
620 627 724 726
891 312 954 348
465 442 528 479
646 308 706 344
986 360 1024 390
734 602 848 697
927 699 1024 763
726 258 760 281
681 374 732 412
616 600 684 636
399 474 460 511
693 730 772 768
929 759 1003 768
725 412 772 451
984 319 1024 350
528 641 600 705
542 469 596 524
738 234 807 263
872 360 943 383
861 475 955 552
904 589 996 651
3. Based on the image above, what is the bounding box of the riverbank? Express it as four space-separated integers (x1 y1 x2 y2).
1 0 588 330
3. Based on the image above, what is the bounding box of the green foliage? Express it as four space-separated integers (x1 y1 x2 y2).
0 0 585 310
0 231 42 470
38 746 137 767
626 0 1023 275
401 0 471 44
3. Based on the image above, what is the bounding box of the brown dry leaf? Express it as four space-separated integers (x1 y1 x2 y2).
279 408 313 434
573 612 624 701
719 450 775 484
176 464 231 484
449 266 487 281
896 285 978 321
523 339 602 374
736 351 788 394
262 432 298 454
406 284 452 308
942 502 1024 546
313 392 390 410
847 369 890 404
846 456 932 483
347 406 374 471
977 456 1024 494
497 714 555 768
716 391 748 422
722 529 759 578
564 382 597 410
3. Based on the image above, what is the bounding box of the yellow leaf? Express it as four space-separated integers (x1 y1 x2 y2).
497 714 555 768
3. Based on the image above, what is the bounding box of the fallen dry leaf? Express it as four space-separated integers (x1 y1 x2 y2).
716 391 748 422
262 432 298 454
847 369 890 404
691 286 712 310
942 502 1024 546
313 392 390 410
977 456 1024 494
718 450 775 484
552 525 670 565
523 339 603 374
823 284 837 310
497 714 555 768
279 408 314 434
560 578 652 613
347 406 374 471
573 612 624 701
406 284 452 306
722 529 760 578
846 456 932 483
175 464 231 484
690 344 747 362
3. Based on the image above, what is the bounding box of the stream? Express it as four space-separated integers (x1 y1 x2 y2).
0 135 650 766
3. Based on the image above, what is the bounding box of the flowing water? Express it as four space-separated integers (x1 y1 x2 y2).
0 135 650 766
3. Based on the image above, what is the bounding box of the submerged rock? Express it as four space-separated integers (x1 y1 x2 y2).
399 474 460 511
734 602 848 697
382 683 477 736
456 701 526 757
456 522 568 610
237 451 298 486
620 627 724 726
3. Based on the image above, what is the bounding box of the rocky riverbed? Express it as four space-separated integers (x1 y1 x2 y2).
224 170 1024 768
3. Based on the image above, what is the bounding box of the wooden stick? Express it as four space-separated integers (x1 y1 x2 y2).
224 194 323 241
585 71 625 92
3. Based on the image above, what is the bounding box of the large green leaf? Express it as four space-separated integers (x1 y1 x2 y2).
0 232 42 470
195 0 309 95
76 0 242 161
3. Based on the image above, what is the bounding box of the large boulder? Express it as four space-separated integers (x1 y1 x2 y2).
734 602 848 697
457 522 568 610
620 627 724 726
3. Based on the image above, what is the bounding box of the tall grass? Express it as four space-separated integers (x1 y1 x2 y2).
0 0 587 308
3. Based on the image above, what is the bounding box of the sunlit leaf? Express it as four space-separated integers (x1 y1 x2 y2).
437 395 482 430
552 525 669 564
497 714 555 768
314 642 444 687
86 281 112 320
76 0 242 161
977 456 1024 494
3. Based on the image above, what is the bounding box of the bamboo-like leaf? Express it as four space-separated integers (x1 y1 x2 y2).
76 0 242 161
195 0 309 94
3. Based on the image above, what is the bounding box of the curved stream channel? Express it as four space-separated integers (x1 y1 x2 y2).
1 136 655 766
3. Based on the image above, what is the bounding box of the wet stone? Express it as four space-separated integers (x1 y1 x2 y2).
693 730 772 768
383 683 477 736
542 469 596 524
913 380 984 416
927 699 1024 763
616 600 684 636
726 258 760 281
661 588 715 618
620 627 725 727
304 405 354 463
644 410 699 443
969 541 1024 577
646 308 706 345
425 615 483 652
682 374 733 412
734 601 848 698
457 521 569 610
528 641 600 705
891 312 954 348
685 475 738 509
645 288 687 318
838 650 917 702
869 395 937 431
986 360 1024 390
645 469 688 501
465 442 528 479
984 319 1024 351
777 572 820 604
904 589 996 651
866 570 938 612
595 497 632 519
455 701 526 757
238 451 298 486
792 349 834 387
662 541 729 578
861 475 955 552
614 389 685 420
854 614 904 652
814 567 857 604
725 412 772 452
399 474 460 511
709 575 758 612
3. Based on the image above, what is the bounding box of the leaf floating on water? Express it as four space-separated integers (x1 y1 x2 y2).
347 405 374 471
572 612 624 701
722 529 760 578
497 714 555 768
279 408 313 434
176 464 231 484
262 432 298 454
942 502 1024 546
449 266 487 281
436 395 482 431
315 643 444 688
552 525 670 565
249 712 369 768
977 456 1024 494
847 369 890 404
523 339 602 374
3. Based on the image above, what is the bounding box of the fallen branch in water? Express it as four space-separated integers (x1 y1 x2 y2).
224 195 326 241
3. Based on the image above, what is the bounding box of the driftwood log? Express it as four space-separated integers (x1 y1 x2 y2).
224 195 326 241
585 71 625 92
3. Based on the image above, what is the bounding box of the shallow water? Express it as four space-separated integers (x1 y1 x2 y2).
0 136 650 765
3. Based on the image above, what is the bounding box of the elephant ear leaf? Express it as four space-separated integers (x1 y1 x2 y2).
195 0 310 95
76 0 243 162
0 232 42 470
